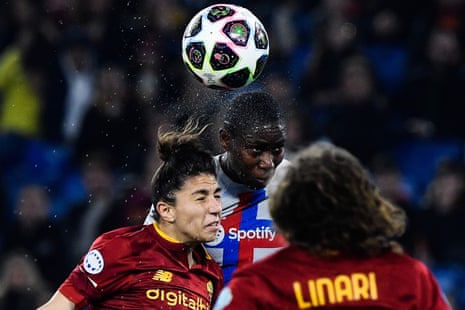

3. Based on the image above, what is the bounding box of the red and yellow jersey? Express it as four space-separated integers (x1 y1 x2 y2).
214 245 451 310
60 223 223 309
144 156 292 285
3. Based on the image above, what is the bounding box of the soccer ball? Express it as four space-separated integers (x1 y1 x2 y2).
182 4 269 90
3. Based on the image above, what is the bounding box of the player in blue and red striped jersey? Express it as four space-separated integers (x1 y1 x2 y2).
214 142 451 310
37 119 224 309
145 91 291 284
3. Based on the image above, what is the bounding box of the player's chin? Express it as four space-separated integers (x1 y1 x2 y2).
202 226 220 242
248 177 269 189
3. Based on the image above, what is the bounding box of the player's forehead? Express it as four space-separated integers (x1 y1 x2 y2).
239 123 286 145
178 174 220 196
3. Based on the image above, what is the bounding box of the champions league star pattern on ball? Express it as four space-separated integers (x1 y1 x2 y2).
182 4 269 90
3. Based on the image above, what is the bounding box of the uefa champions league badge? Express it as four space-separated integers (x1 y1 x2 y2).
83 249 104 274
206 224 225 246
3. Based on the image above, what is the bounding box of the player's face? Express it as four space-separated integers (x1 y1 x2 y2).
227 123 285 189
171 174 222 244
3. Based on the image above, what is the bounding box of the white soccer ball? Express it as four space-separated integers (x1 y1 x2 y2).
182 4 269 90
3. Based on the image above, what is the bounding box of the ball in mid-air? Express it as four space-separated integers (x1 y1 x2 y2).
182 4 269 90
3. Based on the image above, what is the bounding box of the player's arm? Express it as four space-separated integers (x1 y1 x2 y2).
36 291 75 310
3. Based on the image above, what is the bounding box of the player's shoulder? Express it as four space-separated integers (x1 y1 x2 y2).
367 251 436 280
387 252 433 272
278 158 292 170
92 225 148 249
274 158 292 177
266 158 292 193
100 224 146 237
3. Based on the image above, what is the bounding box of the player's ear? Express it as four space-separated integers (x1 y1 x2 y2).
219 128 232 151
156 201 175 223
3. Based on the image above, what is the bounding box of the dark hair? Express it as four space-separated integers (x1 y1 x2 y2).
270 141 406 257
224 91 283 136
150 118 217 221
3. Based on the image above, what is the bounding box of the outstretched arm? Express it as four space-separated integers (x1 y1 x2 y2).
37 291 75 310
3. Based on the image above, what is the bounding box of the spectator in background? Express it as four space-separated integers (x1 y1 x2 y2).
57 27 98 146
65 0 128 65
214 141 451 310
0 0 67 144
0 0 66 185
74 63 148 176
309 54 395 164
0 250 52 309
61 150 119 267
360 7 409 98
399 26 465 139
63 148 153 267
411 159 465 266
0 27 48 164
301 0 361 98
1 184 67 288
141 0 190 107
409 159 465 308
0 0 463 308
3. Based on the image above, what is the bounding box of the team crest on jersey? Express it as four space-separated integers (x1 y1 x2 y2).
206 224 225 246
83 249 104 274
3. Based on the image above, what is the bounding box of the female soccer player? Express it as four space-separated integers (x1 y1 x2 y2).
214 141 451 309
37 119 224 309
145 91 291 284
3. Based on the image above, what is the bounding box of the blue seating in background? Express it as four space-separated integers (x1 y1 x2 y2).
392 138 464 205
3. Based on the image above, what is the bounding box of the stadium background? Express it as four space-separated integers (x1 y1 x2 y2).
0 0 464 308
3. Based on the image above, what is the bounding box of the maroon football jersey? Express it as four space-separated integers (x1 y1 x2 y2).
214 245 451 309
60 223 223 309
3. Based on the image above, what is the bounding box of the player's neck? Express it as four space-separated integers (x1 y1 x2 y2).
187 248 196 268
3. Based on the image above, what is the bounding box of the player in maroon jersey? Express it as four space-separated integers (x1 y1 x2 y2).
145 91 291 284
37 119 224 309
214 141 451 309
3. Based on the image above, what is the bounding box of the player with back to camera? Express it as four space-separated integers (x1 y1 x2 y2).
37 119 224 309
213 141 452 309
145 91 291 283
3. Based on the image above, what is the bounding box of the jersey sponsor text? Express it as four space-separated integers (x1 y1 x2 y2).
228 226 276 241
293 272 378 308
146 288 209 310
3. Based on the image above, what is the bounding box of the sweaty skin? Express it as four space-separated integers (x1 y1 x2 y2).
219 123 285 189
157 174 222 244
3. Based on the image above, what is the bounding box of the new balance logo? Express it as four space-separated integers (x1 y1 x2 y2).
152 270 173 282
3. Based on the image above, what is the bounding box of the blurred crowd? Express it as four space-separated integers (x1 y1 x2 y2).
1 0 465 308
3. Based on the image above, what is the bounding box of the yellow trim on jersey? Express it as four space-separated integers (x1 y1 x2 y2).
152 222 213 260
153 222 181 243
